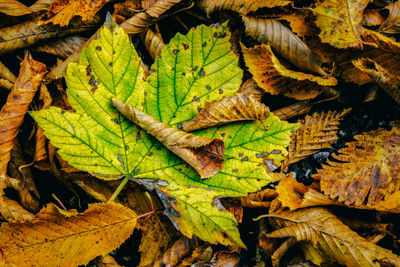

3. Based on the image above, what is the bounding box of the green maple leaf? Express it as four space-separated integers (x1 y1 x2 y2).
31 20 298 247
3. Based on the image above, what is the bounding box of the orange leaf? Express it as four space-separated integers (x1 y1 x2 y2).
0 203 137 267
242 44 337 100
0 52 46 177
41 0 111 27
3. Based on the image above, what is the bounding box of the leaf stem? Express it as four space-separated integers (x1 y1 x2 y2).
108 176 130 203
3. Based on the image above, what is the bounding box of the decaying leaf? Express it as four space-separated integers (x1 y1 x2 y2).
283 109 351 168
94 255 122 267
0 193 34 222
236 79 264 101
278 11 315 39
380 1 400 34
198 0 292 16
363 9 385 27
141 28 165 60
29 0 55 12
272 100 312 120
41 0 111 26
210 251 241 266
0 15 100 55
120 0 182 34
266 207 400 266
242 44 337 100
32 21 297 246
243 16 327 76
113 98 225 179
0 203 137 266
33 35 88 59
0 60 16 84
353 58 400 104
240 188 277 208
313 124 400 212
312 0 369 48
182 94 269 132
0 52 46 176
155 237 197 267
178 245 213 266
0 0 32 16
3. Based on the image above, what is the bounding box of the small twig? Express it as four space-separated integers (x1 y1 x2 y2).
108 176 130 203
52 193 67 211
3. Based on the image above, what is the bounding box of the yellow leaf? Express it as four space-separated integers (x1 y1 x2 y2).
242 44 337 100
182 94 270 132
266 207 400 266
0 203 137 267
312 0 370 48
313 123 400 212
284 109 351 167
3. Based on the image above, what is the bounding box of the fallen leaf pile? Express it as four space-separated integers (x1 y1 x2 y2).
0 0 399 266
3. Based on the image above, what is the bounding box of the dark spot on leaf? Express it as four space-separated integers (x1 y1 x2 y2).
213 22 221 28
206 85 211 90
144 92 147 96
76 94 79 97
134 169 140 175
192 96 199 102
183 43 189 50
109 62 113 67
125 145 129 150
148 152 153 156
149 69 155 74
171 67 175 71
173 49 179 55
270 150 282 154
182 72 185 76
177 124 183 130
112 50 115 54
228 135 232 139
136 131 141 141
214 32 218 38
199 68 205 77
239 153 243 157
241 156 249 162
192 66 198 72
202 41 207 47
264 159 278 172
219 32 226 38
118 155 125 171
256 153 266 158
220 133 225 137
232 169 238 173
237 177 241 180
96 46 101 51
113 118 119 124
61 110 65 114
197 107 202 112
219 89 223 94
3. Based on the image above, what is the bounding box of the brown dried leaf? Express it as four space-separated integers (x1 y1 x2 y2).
0 193 33 222
353 58 400 104
361 28 400 54
221 198 243 223
363 9 385 27
155 237 198 267
313 124 400 213
0 61 16 83
34 84 52 167
178 245 213 266
0 52 46 176
198 0 292 16
140 28 165 60
242 44 337 100
380 1 400 33
236 79 264 101
272 100 312 120
0 203 137 267
240 188 277 208
266 207 400 266
29 0 55 12
41 0 111 27
243 17 327 76
182 94 269 132
210 251 240 267
120 0 182 34
312 0 369 48
0 0 32 16
0 15 99 55
278 11 315 39
8 141 40 212
113 98 225 178
94 255 122 267
33 35 87 59
283 109 351 167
